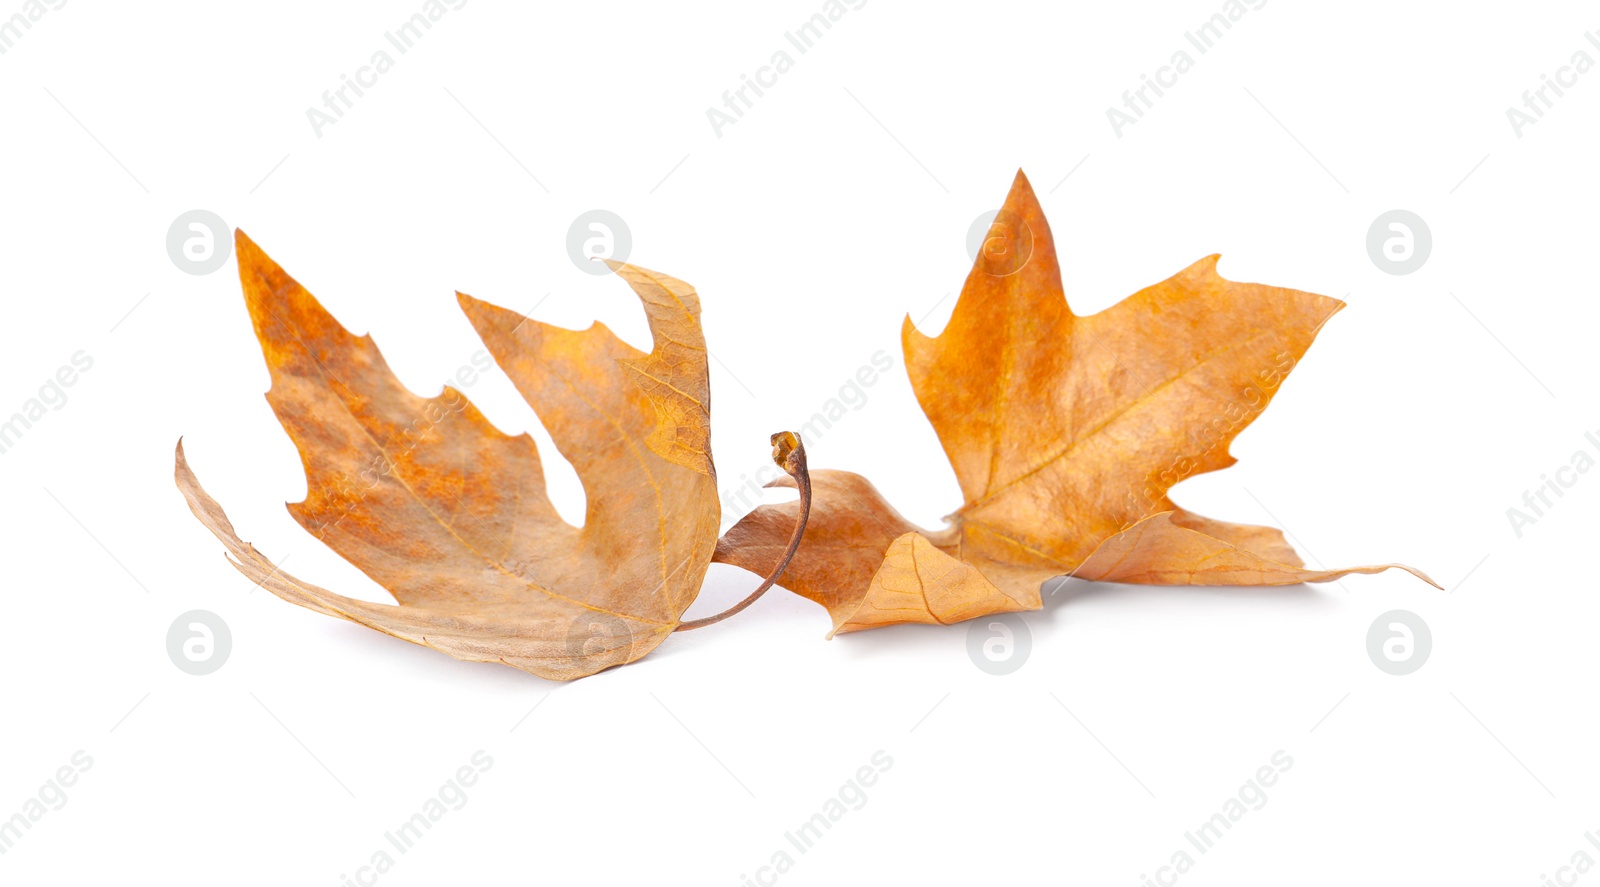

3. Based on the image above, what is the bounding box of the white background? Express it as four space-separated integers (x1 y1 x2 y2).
1 1 1595 883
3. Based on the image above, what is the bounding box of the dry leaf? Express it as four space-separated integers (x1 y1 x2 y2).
177 232 730 680
715 170 1435 636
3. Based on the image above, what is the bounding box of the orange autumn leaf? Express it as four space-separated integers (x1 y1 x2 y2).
715 170 1435 636
176 231 727 680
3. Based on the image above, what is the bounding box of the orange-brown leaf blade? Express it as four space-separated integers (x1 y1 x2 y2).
907 171 1345 573
714 470 1044 636
237 230 565 609
1075 512 1440 588
180 235 721 680
719 169 1429 634
457 261 718 619
175 441 670 680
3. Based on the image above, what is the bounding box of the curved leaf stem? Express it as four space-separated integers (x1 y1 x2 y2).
675 431 810 631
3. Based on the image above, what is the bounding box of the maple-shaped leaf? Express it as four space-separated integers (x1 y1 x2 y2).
176 232 722 680
715 171 1435 636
